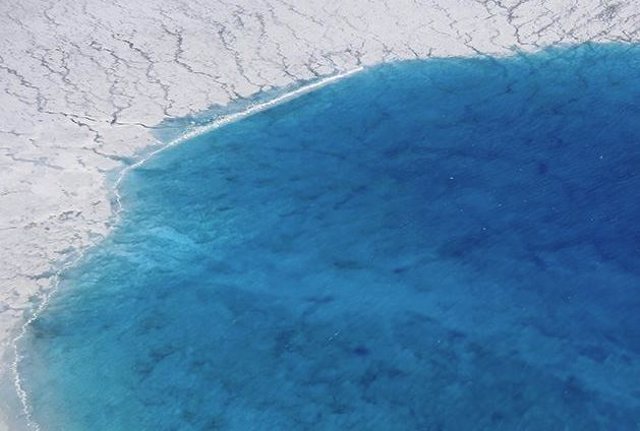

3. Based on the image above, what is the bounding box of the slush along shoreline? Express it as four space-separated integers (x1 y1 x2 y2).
8 66 365 431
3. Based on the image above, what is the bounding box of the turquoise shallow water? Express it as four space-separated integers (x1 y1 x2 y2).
20 44 640 430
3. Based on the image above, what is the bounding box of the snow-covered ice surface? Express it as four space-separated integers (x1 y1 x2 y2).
1 1 640 428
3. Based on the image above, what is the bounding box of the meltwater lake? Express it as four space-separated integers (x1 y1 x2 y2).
20 44 640 430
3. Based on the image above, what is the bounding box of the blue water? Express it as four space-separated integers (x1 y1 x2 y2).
21 44 640 430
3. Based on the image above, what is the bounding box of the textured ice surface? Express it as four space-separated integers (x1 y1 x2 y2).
21 44 640 430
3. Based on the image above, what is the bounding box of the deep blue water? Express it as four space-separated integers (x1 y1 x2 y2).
21 44 640 430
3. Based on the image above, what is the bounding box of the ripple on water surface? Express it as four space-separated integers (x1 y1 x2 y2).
22 44 640 430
